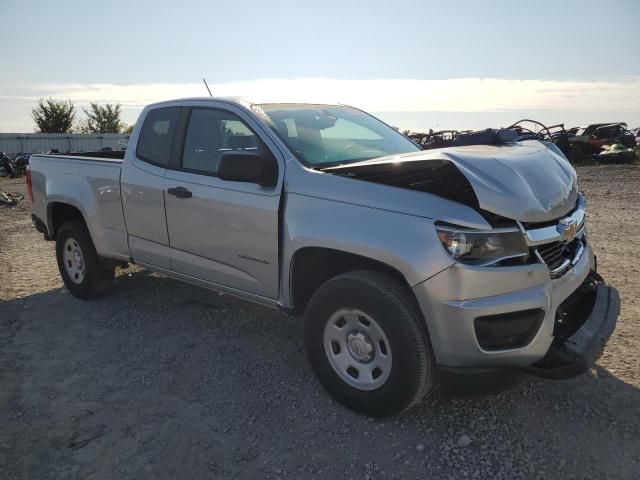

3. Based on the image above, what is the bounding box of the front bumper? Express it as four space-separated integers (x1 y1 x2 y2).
527 280 619 379
413 240 618 376
436 277 619 396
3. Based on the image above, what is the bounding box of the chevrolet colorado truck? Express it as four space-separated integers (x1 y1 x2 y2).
28 98 620 416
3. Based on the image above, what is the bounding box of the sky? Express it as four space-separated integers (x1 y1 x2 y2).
1 0 639 132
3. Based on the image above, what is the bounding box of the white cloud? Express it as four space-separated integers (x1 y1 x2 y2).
26 76 640 112
2 77 639 131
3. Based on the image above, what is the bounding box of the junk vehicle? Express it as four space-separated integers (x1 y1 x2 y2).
408 130 463 150
0 152 29 177
0 153 11 177
28 98 619 416
566 122 636 162
594 144 636 163
409 121 572 159
494 120 635 164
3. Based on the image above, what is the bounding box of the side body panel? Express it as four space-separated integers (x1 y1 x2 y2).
29 154 130 261
278 159 492 308
118 104 182 270
164 173 282 298
279 192 457 307
283 158 494 230
120 156 171 269
163 100 286 299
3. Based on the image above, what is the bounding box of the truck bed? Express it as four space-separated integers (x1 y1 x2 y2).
29 152 130 262
43 150 126 161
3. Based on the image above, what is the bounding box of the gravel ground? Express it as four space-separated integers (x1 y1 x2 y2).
1 165 639 480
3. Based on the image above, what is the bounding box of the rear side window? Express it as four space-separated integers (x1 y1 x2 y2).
136 107 180 167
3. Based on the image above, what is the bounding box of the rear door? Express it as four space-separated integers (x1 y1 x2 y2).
121 106 180 269
163 102 283 299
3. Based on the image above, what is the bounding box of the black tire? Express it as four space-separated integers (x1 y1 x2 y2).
55 219 114 299
304 270 435 417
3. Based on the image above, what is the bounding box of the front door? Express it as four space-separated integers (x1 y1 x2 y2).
163 104 283 299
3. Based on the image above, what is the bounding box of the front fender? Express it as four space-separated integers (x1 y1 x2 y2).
280 192 454 307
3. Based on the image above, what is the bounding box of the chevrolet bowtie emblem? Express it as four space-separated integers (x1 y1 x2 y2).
557 217 578 242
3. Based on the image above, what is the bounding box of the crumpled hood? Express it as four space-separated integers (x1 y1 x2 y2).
326 140 578 223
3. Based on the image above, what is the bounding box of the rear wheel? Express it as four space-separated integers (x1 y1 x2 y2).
304 270 435 416
55 220 114 299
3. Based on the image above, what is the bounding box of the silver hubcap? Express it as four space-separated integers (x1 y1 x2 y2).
323 308 392 390
63 238 85 284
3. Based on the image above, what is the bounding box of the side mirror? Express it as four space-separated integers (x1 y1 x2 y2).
217 151 278 187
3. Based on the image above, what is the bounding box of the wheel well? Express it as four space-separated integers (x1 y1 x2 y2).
290 247 411 315
48 203 85 239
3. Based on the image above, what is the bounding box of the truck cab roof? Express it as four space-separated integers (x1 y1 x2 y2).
144 97 348 110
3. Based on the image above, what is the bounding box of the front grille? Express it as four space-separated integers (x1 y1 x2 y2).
520 194 587 278
535 237 584 277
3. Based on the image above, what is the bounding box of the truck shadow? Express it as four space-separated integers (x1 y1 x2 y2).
2 269 639 479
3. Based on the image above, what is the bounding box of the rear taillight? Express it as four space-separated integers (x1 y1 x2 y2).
26 166 33 202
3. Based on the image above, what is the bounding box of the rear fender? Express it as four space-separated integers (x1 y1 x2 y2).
42 170 129 261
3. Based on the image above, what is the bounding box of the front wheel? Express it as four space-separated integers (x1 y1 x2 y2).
304 271 435 416
55 220 114 299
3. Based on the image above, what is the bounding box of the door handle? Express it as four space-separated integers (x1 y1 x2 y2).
167 186 192 199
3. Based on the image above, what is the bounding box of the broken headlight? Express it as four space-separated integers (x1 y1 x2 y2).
435 225 529 266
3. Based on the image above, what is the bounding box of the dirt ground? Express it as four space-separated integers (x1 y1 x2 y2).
1 165 639 480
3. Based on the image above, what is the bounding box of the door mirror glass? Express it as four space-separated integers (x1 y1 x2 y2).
217 151 278 186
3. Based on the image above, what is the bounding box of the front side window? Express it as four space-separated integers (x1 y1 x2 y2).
136 107 180 167
255 104 419 167
182 108 259 175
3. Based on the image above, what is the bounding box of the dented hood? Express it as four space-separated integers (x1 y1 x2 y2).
325 140 578 223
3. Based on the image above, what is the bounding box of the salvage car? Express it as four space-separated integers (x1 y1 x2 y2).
567 122 636 162
28 98 620 416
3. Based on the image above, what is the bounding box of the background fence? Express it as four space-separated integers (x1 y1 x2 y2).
0 133 130 154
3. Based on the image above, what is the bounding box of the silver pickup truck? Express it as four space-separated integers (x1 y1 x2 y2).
28 97 619 416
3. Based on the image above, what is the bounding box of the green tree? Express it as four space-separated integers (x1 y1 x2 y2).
32 98 76 133
123 123 135 134
82 103 125 133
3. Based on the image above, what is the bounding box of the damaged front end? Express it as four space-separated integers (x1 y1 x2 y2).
527 271 620 379
323 140 620 386
323 140 578 225
323 158 481 211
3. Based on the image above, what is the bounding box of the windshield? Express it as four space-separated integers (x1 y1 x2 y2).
254 104 420 167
